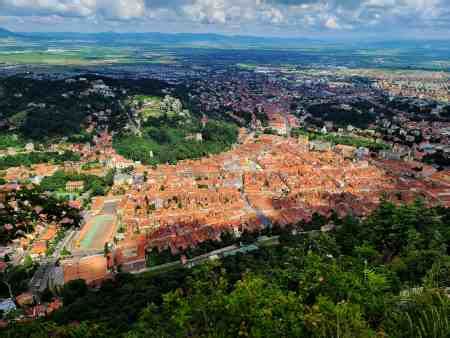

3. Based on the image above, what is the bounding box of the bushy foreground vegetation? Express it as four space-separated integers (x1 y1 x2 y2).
3 200 450 337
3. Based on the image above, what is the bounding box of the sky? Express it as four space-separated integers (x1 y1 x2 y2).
0 0 449 38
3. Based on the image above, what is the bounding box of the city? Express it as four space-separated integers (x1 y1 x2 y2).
0 1 450 336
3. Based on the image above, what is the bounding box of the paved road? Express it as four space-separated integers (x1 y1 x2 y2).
102 200 119 215
131 243 259 275
52 230 75 259
29 229 76 297
29 258 57 296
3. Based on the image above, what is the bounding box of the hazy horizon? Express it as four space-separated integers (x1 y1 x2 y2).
2 26 450 43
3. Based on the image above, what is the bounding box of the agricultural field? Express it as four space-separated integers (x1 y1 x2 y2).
0 48 132 66
0 45 177 66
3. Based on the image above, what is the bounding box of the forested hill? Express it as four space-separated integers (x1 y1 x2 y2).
5 200 450 337
0 76 169 142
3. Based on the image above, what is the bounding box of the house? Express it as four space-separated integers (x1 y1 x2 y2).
62 255 109 285
105 156 134 170
25 143 34 152
66 181 85 193
334 144 356 159
310 140 332 152
114 174 133 186
379 150 410 161
30 241 47 256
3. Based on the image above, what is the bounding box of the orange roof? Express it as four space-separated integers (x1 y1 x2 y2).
31 241 47 255
40 225 57 241
62 255 108 284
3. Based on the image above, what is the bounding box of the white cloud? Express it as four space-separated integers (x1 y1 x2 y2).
0 0 96 17
98 0 146 20
0 0 449 35
324 16 339 29
182 0 227 24
262 7 285 24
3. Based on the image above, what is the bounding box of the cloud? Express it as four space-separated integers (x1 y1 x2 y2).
324 16 339 29
0 0 449 35
0 0 96 17
182 0 227 24
98 0 146 20
0 0 148 19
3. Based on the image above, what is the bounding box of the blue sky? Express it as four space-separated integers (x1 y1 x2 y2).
0 0 449 38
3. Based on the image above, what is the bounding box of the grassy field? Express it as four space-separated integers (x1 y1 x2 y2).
79 215 115 250
132 95 165 119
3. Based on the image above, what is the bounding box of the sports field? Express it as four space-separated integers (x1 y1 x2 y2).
79 214 116 250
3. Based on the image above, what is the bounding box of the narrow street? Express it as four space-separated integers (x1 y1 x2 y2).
240 176 272 228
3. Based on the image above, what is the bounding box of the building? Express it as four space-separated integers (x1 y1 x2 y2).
355 147 370 160
62 255 109 286
310 140 332 152
30 241 47 256
334 144 356 159
114 174 133 186
65 181 85 193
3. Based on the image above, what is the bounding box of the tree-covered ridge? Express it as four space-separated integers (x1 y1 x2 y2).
0 76 169 141
0 151 80 170
4 200 450 337
113 114 238 165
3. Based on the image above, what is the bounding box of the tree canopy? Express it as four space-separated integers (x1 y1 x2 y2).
3 200 449 337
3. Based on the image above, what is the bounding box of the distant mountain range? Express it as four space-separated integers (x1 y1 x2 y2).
0 27 324 48
1 27 449 51
0 27 20 38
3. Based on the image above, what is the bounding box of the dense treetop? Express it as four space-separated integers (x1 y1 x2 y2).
113 115 238 165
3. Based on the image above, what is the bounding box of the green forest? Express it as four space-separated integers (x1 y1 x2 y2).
39 170 114 196
4 200 450 337
0 76 169 141
113 115 238 165
291 128 389 152
0 151 80 170
305 102 376 129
